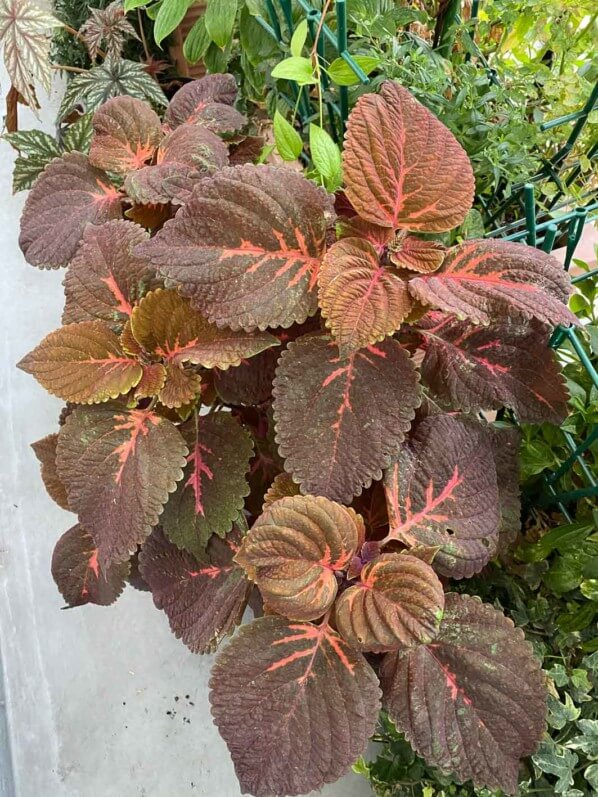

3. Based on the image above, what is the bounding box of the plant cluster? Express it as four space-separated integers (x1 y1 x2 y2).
19 79 580 796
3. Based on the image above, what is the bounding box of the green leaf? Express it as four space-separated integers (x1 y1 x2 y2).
62 113 93 153
309 123 342 191
327 55 379 86
460 207 485 239
520 438 557 479
547 693 580 730
271 56 316 85
518 521 594 562
532 739 577 794
569 719 598 757
154 0 194 45
205 0 237 49
4 129 60 192
145 1 163 21
124 0 150 10
273 111 303 161
290 19 308 57
585 763 598 791
581 578 598 600
183 15 210 64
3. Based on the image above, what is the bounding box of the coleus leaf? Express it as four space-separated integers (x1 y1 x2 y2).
31 433 70 510
319 236 412 356
88 95 163 174
488 425 522 552
129 288 279 369
383 415 500 578
417 312 569 423
335 553 445 651
18 320 143 403
262 472 300 509
343 81 474 231
163 73 242 132
158 363 202 409
389 233 446 273
273 333 421 503
337 215 394 249
19 152 122 269
209 616 381 797
56 405 188 567
139 526 250 653
213 347 279 406
161 412 253 558
63 220 157 327
157 123 229 170
408 239 576 327
51 524 130 607
136 165 334 332
236 495 364 621
380 593 547 794
124 162 203 206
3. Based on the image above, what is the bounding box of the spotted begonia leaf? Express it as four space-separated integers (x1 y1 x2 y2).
319 237 412 356
417 312 569 423
209 616 381 797
63 220 157 328
88 95 162 174
236 495 364 621
273 334 421 504
161 412 253 558
56 405 188 567
51 524 130 607
18 320 143 403
389 234 446 273
164 74 244 133
408 239 576 327
384 415 500 578
31 433 70 510
19 152 122 269
380 594 546 794
139 526 250 653
343 82 474 231
262 472 300 509
129 289 279 369
136 165 333 332
335 553 444 651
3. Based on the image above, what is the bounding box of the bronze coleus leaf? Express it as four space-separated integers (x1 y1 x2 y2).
236 495 364 621
380 594 547 795
31 433 70 511
417 311 569 423
319 237 412 357
19 152 122 269
487 424 522 554
18 320 143 404
62 220 158 328
161 412 253 558
209 616 381 797
388 233 446 273
273 333 421 504
51 524 130 607
163 73 245 134
343 81 475 231
335 553 444 651
88 95 163 175
384 415 501 578
136 165 334 332
408 238 577 327
139 526 250 654
56 404 188 568
261 472 299 510
337 215 394 249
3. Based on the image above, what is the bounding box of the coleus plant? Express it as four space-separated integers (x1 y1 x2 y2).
18 80 577 797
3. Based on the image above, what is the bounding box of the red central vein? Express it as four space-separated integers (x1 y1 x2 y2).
185 441 214 516
100 273 133 316
113 410 159 483
388 466 463 539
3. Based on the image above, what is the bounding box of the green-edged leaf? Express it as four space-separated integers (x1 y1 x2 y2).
271 55 316 85
343 81 474 230
204 0 237 48
153 0 194 45
273 110 302 161
62 112 93 153
327 55 379 86
139 526 250 653
273 333 421 504
19 152 122 269
56 405 188 567
236 495 364 621
163 73 239 130
136 165 333 332
209 616 381 797
4 129 60 191
18 320 143 403
262 472 300 509
0 0 58 110
389 234 445 273
31 433 70 510
88 95 162 174
52 524 130 607
63 220 156 327
335 553 444 651
319 237 411 356
408 239 576 327
381 594 547 794
161 412 253 557
384 415 500 578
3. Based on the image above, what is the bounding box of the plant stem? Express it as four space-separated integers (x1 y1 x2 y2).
61 22 107 60
51 64 87 73
137 9 151 62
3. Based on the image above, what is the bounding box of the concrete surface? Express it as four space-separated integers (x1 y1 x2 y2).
0 71 372 797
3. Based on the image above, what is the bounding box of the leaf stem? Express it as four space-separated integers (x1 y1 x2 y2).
137 9 151 62
51 64 88 73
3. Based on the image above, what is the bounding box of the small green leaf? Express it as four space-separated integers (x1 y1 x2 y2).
290 19 308 57
205 0 237 49
271 56 316 85
273 111 303 161
585 763 598 791
327 55 379 86
309 123 342 191
146 1 163 21
532 739 577 794
569 719 598 756
183 15 210 64
547 693 580 730
124 0 150 10
154 0 194 45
